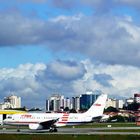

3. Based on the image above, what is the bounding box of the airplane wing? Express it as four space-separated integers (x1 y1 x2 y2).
40 118 59 129
29 118 59 130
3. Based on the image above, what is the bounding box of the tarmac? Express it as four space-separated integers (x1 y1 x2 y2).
0 127 140 135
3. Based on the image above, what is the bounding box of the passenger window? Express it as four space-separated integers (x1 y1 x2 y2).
8 116 12 119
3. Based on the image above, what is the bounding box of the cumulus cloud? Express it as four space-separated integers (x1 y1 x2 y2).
45 60 86 81
0 60 140 107
0 60 87 107
1 12 140 67
82 59 140 98
36 60 87 95
0 63 46 107
94 73 113 87
0 12 75 46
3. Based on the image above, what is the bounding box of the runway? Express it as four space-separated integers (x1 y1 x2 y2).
0 127 140 135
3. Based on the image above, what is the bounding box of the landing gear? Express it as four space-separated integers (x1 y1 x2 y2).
54 128 58 132
17 129 20 132
17 126 20 132
49 127 58 132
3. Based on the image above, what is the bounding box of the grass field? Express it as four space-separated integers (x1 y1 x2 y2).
97 129 140 132
0 134 140 140
0 123 140 140
0 122 138 129
66 122 138 128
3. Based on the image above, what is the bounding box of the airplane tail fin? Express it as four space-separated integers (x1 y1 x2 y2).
84 94 107 117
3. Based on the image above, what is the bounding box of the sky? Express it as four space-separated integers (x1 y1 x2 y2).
1 0 140 108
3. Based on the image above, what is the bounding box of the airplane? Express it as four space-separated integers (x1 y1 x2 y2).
3 94 107 132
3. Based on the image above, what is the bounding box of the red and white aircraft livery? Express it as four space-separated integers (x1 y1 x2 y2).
4 94 107 132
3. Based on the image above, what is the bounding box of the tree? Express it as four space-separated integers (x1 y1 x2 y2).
127 103 140 111
104 106 119 112
69 109 77 113
108 115 126 122
64 107 69 112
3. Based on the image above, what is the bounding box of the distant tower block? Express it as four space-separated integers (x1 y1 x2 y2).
134 93 140 103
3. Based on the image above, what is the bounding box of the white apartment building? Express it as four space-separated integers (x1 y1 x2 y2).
46 94 64 112
105 98 117 109
0 95 21 109
0 102 12 110
116 100 124 109
4 95 21 108
64 98 71 109
71 96 80 111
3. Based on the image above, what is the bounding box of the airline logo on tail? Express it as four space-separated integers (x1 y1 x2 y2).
94 104 101 106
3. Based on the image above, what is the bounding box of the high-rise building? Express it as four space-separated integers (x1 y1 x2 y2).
64 97 71 109
46 94 64 112
116 99 124 109
4 95 21 108
0 102 12 110
71 96 80 111
134 93 140 103
105 98 117 109
80 91 99 110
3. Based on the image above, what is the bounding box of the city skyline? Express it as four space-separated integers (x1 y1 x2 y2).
0 91 139 111
1 1 140 107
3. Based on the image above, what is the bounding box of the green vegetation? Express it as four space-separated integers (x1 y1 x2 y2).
66 122 137 128
107 115 136 123
104 106 119 112
97 129 140 132
125 103 140 111
0 122 138 129
0 134 140 140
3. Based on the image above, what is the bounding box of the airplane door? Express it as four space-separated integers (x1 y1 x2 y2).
3 114 6 120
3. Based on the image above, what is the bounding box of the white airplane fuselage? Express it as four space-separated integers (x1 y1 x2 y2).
5 112 92 127
4 94 107 130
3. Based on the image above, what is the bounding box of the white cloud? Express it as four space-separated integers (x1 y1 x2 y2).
0 60 140 107
0 63 46 80
1 12 140 67
83 59 140 97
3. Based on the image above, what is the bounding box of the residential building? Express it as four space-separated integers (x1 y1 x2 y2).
105 98 117 109
64 97 71 109
0 95 21 109
125 98 134 107
0 102 12 110
71 96 80 111
46 94 65 112
116 99 124 109
4 95 21 108
134 93 140 103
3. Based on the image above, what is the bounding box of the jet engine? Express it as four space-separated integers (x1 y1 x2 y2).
29 123 43 130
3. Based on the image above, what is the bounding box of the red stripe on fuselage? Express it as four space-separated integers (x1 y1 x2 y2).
62 117 68 119
61 119 68 121
63 114 69 116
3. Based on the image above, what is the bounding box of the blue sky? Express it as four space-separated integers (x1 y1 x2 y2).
1 0 140 107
